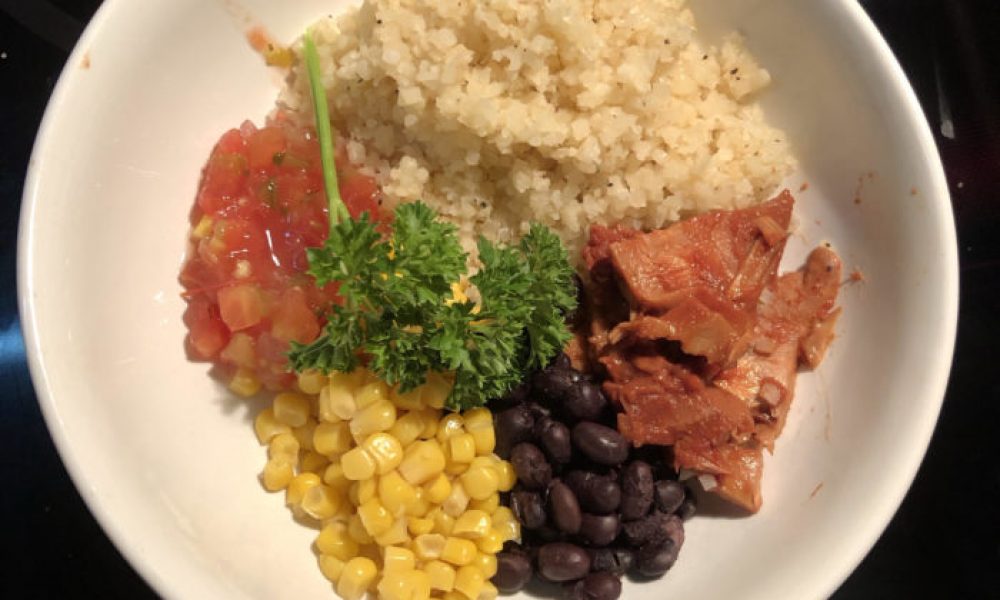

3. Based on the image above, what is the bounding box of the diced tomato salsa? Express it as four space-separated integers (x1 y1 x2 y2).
180 118 382 390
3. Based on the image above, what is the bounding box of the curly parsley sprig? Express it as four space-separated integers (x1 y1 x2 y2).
288 32 576 410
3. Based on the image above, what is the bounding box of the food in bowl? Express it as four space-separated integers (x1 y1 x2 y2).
178 0 843 598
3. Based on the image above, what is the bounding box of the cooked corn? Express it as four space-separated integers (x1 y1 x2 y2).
491 507 520 543
325 383 358 421
273 392 311 427
362 433 404 474
390 385 424 411
318 554 345 583
299 450 328 474
448 433 476 464
468 493 499 515
358 498 394 537
390 411 430 447
293 420 318 452
476 529 504 554
313 421 353 457
337 557 377 600
296 370 327 395
302 484 342 520
383 546 417 574
460 465 499 501
341 446 377 481
374 516 411 546
494 460 516 492
472 552 498 579
267 432 300 463
323 462 349 491
407 516 434 536
316 521 359 561
398 441 446 485
454 564 486 599
349 399 396 439
425 560 457 592
442 481 470 518
286 472 321 508
477 581 499 600
261 459 294 491
452 510 491 540
423 473 452 505
441 537 477 566
377 569 431 600
412 533 447 561
436 414 465 443
422 371 451 409
254 408 291 444
229 368 261 397
379 471 417 515
348 513 374 544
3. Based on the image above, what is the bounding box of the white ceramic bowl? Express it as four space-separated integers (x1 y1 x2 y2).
18 0 957 598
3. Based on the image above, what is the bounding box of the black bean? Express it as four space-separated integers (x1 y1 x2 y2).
662 514 685 549
621 514 661 547
536 417 573 464
537 542 592 582
653 480 685 514
588 547 635 576
565 571 623 600
511 443 552 490
552 352 572 371
634 538 679 577
620 461 655 520
511 490 547 529
565 471 621 514
563 382 608 422
493 551 533 593
572 422 629 466
549 480 582 534
677 489 697 520
579 513 620 547
533 367 577 401
527 401 552 421
495 405 535 458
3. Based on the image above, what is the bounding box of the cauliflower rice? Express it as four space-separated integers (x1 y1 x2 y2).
282 0 794 258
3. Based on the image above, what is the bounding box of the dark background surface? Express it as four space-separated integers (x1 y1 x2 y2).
2 1 998 598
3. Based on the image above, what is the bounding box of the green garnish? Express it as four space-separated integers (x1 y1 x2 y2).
303 31 348 224
289 31 577 410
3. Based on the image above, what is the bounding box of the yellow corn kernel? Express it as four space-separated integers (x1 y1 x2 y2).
348 513 374 544
407 516 434 536
261 458 294 491
362 433 404 475
468 493 499 515
355 380 389 410
336 557 377 600
297 369 327 395
452 510 491 540
419 410 440 440
454 565 486 599
273 392 311 427
267 432 300 464
442 481 470 518
293 420 318 452
354 477 377 505
379 470 418 515
347 481 360 507
229 368 261 397
358 498 394 537
318 554 345 583
374 516 410 546
300 450 328 474
398 441 446 485
436 414 465 443
286 472 322 508
472 552 498 579
405 485 433 518
341 447 377 481
383 546 416 574
316 521 359 561
442 593 466 600
389 411 429 447
332 498 355 522
390 386 424 411
254 408 291 444
324 382 358 421
412 533 447 561
448 433 476 464
429 507 456 536
423 372 452 409
441 537 477 566
425 560 457 592
494 460 516 492
358 543 382 567
478 581 499 600
445 460 469 477
492 507 520 542
423 473 452 505
476 528 504 554
350 399 397 440
460 466 499 501
461 408 493 455
378 569 432 600
323 462 349 491
313 421 352 457
302 484 342 520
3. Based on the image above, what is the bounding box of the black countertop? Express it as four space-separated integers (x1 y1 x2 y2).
2 1 998 598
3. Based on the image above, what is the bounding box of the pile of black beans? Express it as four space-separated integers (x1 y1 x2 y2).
490 355 696 600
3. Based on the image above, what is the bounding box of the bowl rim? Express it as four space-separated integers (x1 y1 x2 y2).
17 1 959 598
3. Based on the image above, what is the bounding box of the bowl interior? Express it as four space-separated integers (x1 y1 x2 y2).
19 0 956 598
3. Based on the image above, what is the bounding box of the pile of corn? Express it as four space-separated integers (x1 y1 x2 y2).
250 368 519 600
